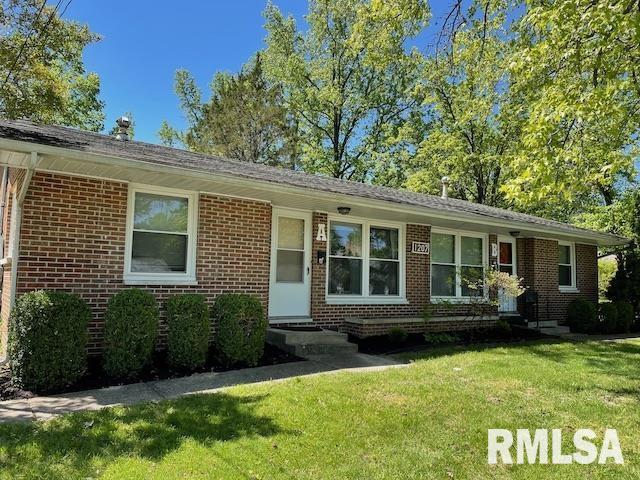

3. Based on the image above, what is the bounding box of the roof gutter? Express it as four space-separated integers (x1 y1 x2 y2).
0 137 629 246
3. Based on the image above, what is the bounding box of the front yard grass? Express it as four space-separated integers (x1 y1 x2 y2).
0 339 639 479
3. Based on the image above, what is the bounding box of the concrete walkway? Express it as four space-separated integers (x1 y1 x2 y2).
0 353 407 423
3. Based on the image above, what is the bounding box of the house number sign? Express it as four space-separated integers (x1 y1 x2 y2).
316 223 327 242
411 241 430 255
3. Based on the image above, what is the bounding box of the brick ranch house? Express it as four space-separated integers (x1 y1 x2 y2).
0 119 627 355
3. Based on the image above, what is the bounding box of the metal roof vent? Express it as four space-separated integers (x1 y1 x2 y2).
441 176 450 199
115 116 131 141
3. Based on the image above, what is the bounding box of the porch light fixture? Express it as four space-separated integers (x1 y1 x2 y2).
509 231 521 237
337 206 351 215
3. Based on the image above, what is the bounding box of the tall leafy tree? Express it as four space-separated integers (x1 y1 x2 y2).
503 0 639 212
262 0 430 180
604 187 640 314
402 0 520 206
160 55 298 168
0 0 104 130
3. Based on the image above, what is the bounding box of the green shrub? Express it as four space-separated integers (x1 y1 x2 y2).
9 291 90 392
567 298 598 334
599 303 618 334
387 327 408 344
103 289 159 378
212 294 267 367
423 332 459 345
614 302 634 333
166 294 210 370
493 319 512 338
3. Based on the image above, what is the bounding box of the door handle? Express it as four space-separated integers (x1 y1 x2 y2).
307 266 310 275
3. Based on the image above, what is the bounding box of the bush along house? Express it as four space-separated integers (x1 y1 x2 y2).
0 118 627 355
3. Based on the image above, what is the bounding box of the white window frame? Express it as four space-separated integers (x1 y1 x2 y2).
558 240 578 292
430 228 488 302
326 216 406 305
124 184 198 285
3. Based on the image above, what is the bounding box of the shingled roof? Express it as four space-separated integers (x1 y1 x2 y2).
0 119 627 245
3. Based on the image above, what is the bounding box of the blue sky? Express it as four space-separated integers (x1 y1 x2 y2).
64 1 447 144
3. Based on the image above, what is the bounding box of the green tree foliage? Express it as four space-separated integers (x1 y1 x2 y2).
606 187 640 314
160 55 298 167
0 0 104 130
503 0 639 212
598 257 617 301
403 1 520 205
262 0 430 180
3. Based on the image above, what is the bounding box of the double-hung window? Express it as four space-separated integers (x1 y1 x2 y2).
124 185 198 284
431 231 486 298
558 241 576 290
327 219 404 302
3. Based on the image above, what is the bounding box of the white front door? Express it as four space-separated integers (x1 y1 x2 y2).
498 237 518 313
268 209 312 319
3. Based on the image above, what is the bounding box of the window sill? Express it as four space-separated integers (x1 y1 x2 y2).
123 276 198 286
559 286 580 293
325 296 409 305
431 296 490 304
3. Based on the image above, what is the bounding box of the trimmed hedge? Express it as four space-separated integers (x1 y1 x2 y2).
212 294 267 367
567 298 598 334
166 294 210 370
599 303 618 334
387 327 408 344
103 289 159 378
614 302 634 333
9 290 90 392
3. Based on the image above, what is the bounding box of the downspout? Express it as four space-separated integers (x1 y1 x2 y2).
0 166 8 258
8 152 39 310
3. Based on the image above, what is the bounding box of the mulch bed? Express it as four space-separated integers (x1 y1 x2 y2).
0 343 301 401
353 325 547 355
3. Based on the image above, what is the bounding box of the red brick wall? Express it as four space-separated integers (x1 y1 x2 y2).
343 318 500 337
516 238 597 324
3 172 271 355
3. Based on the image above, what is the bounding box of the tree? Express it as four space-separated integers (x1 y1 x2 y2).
502 0 639 213
262 0 430 180
402 0 520 206
160 55 298 168
0 0 104 130
605 187 640 315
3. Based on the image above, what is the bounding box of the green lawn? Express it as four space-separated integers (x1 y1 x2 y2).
1 339 639 479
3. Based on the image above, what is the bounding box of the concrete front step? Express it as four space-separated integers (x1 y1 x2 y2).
538 326 571 335
525 320 561 328
266 328 358 357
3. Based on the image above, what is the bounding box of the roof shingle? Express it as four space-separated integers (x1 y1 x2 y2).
0 119 626 244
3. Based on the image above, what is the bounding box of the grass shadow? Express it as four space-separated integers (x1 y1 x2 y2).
0 392 296 479
396 336 640 383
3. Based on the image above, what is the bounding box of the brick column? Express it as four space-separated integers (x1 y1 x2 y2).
488 234 498 302
406 224 431 307
310 212 334 326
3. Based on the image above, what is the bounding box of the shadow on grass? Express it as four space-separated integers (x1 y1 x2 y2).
0 392 295 479
397 337 640 382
